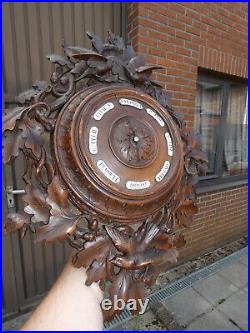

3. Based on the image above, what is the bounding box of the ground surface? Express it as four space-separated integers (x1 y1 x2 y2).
2 237 248 331
111 246 248 331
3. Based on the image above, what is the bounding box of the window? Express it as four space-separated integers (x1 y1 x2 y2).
195 72 248 189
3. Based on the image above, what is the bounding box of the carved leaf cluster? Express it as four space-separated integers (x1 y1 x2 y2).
5 176 83 243
2 31 207 321
71 210 184 317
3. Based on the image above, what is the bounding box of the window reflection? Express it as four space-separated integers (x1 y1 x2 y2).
223 85 248 176
195 81 223 175
195 76 248 180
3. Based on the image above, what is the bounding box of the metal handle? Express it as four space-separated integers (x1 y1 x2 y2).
6 188 25 194
6 186 25 209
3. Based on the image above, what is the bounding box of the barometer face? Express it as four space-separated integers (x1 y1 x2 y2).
54 85 183 221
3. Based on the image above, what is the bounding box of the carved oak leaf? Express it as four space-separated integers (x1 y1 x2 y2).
2 107 28 133
142 265 160 286
36 216 79 243
72 234 113 268
154 88 172 110
2 107 29 163
182 131 208 175
4 211 37 239
20 118 44 159
85 259 108 286
104 269 145 321
176 199 198 227
46 54 73 68
182 131 201 151
153 232 186 250
3 111 45 164
16 89 39 105
169 233 186 248
15 81 49 105
4 212 30 234
87 31 104 54
32 80 48 92
23 183 50 223
2 126 26 164
168 109 184 128
35 175 82 243
4 103 47 162
188 148 207 162
184 147 208 177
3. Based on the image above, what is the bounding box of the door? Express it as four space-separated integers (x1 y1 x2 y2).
2 2 127 320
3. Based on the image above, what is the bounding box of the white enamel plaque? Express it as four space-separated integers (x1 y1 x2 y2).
146 108 165 127
165 132 173 156
97 160 120 183
94 102 114 120
126 180 151 190
155 161 170 182
119 98 143 109
89 127 98 154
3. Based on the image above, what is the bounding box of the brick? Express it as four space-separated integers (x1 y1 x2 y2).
176 30 191 41
176 46 192 57
127 2 247 261
186 25 201 37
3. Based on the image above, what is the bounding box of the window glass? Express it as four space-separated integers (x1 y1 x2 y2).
195 74 248 183
195 81 223 175
223 84 248 176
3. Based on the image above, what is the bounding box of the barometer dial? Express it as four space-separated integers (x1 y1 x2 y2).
54 85 184 222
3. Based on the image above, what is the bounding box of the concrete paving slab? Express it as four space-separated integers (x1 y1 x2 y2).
185 309 240 331
150 301 184 330
162 287 212 326
238 255 248 266
217 289 248 330
218 261 248 288
192 273 238 305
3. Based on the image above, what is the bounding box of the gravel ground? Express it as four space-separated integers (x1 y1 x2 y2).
149 236 247 294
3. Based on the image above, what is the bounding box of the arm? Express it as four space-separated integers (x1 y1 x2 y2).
21 259 103 331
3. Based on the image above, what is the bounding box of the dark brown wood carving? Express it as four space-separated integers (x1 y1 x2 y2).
3 31 207 320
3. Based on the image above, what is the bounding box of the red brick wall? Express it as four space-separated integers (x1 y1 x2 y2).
127 2 248 260
180 186 248 261
128 2 248 128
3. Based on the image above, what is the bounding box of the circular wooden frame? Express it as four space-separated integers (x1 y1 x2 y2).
54 85 184 222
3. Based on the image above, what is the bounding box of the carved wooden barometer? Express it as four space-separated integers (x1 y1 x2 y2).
3 32 207 320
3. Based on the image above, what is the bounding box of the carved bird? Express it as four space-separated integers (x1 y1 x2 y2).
105 210 177 270
125 55 164 84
